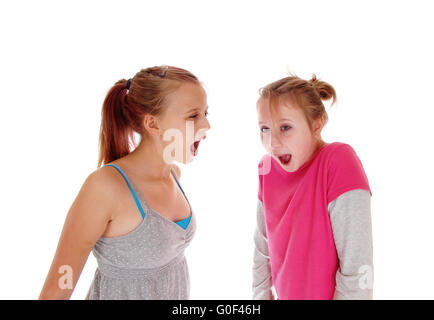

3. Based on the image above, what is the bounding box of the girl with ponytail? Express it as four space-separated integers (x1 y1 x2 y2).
252 72 373 300
40 65 210 299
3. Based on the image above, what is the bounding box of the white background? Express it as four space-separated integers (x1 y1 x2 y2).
1 0 433 299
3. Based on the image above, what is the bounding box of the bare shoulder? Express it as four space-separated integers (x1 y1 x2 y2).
88 165 121 192
80 165 124 217
171 163 181 180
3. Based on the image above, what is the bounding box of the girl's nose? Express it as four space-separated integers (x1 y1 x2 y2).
204 117 211 130
270 132 282 148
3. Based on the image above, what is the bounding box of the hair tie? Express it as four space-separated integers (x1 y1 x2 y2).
160 65 169 78
126 78 131 90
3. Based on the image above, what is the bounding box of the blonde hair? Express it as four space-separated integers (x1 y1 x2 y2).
258 72 337 133
98 65 200 168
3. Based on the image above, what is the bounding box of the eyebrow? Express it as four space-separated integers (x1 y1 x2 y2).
279 118 294 122
258 118 294 125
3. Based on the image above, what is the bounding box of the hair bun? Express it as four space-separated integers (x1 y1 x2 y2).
309 74 337 105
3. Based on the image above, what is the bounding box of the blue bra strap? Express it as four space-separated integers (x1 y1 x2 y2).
171 168 186 198
104 164 146 219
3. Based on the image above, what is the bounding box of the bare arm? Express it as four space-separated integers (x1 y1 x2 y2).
39 169 115 299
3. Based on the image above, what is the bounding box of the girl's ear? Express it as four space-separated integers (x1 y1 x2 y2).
313 116 325 138
143 114 161 136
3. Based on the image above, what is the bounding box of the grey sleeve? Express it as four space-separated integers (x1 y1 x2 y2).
328 188 374 300
252 199 275 300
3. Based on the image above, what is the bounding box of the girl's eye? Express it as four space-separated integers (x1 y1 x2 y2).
260 127 270 133
281 125 292 131
189 111 208 119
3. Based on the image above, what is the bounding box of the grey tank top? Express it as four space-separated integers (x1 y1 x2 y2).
85 163 196 300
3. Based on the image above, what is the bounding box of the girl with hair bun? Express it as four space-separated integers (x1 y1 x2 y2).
39 65 210 300
252 72 373 300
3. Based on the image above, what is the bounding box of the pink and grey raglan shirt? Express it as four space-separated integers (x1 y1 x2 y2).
252 142 373 300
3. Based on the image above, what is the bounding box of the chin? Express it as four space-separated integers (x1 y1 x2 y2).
180 149 196 164
280 164 297 172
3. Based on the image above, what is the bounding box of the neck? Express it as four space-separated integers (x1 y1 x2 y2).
122 137 173 182
316 139 326 149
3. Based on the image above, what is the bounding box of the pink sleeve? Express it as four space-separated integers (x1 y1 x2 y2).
327 144 372 205
258 158 264 202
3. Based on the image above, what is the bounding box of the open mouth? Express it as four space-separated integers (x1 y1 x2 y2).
277 154 292 166
190 136 206 156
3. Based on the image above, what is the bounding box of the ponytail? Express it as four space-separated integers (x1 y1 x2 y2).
97 79 136 168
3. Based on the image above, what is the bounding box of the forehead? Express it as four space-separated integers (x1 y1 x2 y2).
167 82 207 112
257 96 302 122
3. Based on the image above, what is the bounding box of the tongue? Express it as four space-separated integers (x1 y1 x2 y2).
279 154 291 163
191 141 200 154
